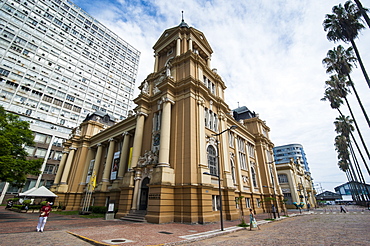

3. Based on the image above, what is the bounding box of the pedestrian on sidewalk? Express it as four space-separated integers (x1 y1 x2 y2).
271 204 277 219
36 201 52 232
249 209 260 231
307 203 311 211
340 205 347 213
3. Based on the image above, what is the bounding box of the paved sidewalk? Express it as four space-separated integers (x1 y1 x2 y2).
1 206 366 246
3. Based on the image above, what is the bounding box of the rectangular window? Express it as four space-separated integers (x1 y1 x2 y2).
212 195 220 211
245 198 251 208
63 102 73 110
228 131 234 147
53 98 63 106
247 143 255 158
256 198 261 208
35 148 47 158
43 165 54 174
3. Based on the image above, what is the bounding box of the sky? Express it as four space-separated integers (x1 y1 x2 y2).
72 0 370 193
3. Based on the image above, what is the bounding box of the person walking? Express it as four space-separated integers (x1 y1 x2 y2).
271 204 277 219
340 205 347 213
249 209 260 231
36 201 52 232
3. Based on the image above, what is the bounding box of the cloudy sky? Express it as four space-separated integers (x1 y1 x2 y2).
73 0 370 192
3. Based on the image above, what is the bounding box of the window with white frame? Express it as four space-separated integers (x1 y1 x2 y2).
228 131 234 147
237 137 247 170
245 197 251 208
204 108 218 131
247 142 255 158
207 145 218 176
212 195 220 211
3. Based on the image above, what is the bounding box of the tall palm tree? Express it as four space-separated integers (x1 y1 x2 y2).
353 0 370 28
323 1 370 88
324 75 370 167
322 45 370 127
335 115 370 176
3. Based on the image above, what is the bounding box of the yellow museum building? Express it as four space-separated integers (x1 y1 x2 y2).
51 19 285 224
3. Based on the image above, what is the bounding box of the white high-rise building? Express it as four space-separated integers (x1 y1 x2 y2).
0 0 140 197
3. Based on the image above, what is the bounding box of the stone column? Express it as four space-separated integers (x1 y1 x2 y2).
102 139 116 182
92 143 103 178
131 170 142 210
219 112 230 172
207 56 211 67
80 147 95 185
158 97 174 167
53 151 68 185
117 132 131 179
198 99 207 166
154 53 158 73
130 112 147 169
176 38 181 56
60 147 76 185
188 37 193 51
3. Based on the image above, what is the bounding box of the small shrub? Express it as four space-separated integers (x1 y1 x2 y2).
237 219 249 227
89 206 107 214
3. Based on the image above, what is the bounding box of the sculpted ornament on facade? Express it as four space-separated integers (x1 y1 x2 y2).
152 86 161 95
141 80 149 95
207 136 217 146
137 150 158 167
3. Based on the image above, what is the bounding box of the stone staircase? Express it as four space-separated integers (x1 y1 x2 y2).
120 210 147 223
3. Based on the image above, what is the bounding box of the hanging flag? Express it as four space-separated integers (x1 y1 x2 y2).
89 171 96 190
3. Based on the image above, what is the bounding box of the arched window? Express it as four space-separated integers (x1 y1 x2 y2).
207 145 217 176
251 167 257 187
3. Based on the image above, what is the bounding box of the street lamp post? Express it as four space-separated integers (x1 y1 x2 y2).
204 125 238 231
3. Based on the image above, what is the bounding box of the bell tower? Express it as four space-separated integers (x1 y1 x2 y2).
132 17 231 223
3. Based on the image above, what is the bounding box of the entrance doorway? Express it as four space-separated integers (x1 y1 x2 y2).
139 177 150 210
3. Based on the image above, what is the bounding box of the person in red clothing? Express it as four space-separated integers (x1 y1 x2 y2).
36 201 52 232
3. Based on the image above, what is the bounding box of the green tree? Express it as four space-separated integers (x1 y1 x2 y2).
323 1 370 88
322 45 369 127
0 106 42 187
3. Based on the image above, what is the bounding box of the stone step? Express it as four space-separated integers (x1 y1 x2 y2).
120 210 147 223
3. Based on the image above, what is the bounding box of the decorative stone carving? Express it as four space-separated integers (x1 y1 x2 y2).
137 150 158 167
152 86 160 95
141 80 149 95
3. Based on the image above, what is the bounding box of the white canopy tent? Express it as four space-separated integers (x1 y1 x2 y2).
18 186 57 197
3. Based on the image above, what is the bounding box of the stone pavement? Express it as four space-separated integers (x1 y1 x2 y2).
0 206 368 246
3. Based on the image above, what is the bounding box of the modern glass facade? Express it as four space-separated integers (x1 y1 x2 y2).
273 143 310 172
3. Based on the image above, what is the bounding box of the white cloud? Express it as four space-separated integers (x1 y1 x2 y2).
74 0 370 192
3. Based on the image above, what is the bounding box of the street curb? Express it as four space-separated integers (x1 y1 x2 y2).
67 231 111 246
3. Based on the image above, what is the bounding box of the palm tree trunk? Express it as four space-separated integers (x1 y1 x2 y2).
349 142 367 202
346 170 359 202
350 39 370 89
343 97 370 162
347 74 370 128
354 0 370 28
350 130 370 176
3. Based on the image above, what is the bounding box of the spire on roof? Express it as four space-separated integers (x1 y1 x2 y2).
178 11 189 28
